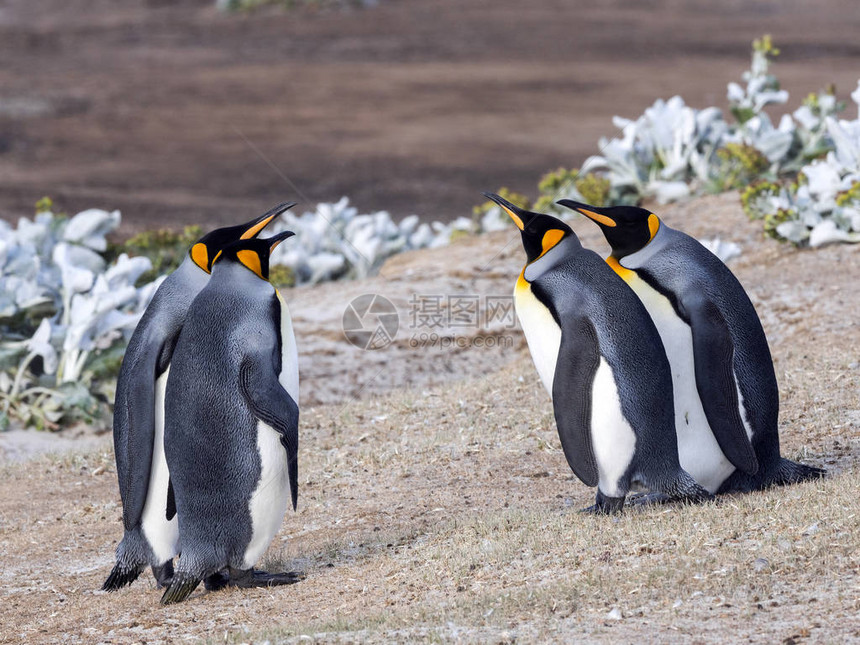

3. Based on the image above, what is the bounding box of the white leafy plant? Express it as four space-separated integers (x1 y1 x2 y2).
0 207 161 429
541 36 859 247
0 198 482 430
744 86 860 246
267 197 473 285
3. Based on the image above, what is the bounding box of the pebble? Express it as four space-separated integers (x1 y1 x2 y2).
753 557 769 572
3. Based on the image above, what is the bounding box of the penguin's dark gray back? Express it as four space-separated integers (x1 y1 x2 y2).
533 247 678 459
164 267 279 563
631 226 778 442
113 259 208 521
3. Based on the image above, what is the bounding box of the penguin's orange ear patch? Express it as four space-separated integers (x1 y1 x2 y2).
648 214 660 241
237 249 265 280
541 229 566 255
191 243 210 273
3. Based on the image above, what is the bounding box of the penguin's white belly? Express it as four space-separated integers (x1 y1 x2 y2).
243 420 291 569
140 368 179 563
515 285 561 395
590 358 638 497
624 276 735 492
242 291 298 569
516 284 636 496
276 291 300 403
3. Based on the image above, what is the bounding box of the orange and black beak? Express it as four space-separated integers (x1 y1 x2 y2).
557 199 658 258
556 200 618 228
239 202 298 240
217 229 296 281
484 192 574 265
482 192 530 230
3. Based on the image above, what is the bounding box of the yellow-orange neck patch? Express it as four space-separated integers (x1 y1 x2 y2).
237 249 265 280
516 267 529 291
605 255 635 282
191 243 210 273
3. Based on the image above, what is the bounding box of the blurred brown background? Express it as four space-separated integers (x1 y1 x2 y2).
0 0 858 235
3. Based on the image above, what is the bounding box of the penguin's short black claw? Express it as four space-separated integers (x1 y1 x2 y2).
102 563 142 591
225 567 305 589
627 492 672 507
160 575 202 605
151 561 175 589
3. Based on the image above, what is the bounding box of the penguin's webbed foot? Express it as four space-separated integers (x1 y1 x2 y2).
580 490 626 515
227 567 306 588
627 492 672 507
665 473 714 505
160 574 202 605
204 570 230 592
151 561 174 588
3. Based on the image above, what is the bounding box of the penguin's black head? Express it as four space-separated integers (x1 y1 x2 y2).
212 230 296 281
556 200 660 259
483 192 575 264
188 202 297 273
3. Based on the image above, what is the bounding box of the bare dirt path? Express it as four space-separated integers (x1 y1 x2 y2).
2 0 860 234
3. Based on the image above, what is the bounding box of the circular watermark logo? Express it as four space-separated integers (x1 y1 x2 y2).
342 294 399 350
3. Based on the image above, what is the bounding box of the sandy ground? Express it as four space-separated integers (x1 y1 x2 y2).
1 0 860 233
0 193 858 643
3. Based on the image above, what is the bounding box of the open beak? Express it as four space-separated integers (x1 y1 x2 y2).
482 192 527 231
556 199 617 228
239 202 298 240
266 230 296 252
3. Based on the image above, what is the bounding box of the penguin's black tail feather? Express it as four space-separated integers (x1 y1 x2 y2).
770 458 825 487
160 575 201 605
102 563 142 591
664 472 714 504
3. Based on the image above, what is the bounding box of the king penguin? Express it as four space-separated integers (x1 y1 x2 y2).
160 231 302 605
557 199 825 494
485 193 711 513
103 202 296 592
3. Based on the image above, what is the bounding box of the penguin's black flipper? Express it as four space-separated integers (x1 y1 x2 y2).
551 317 601 487
239 355 300 511
160 574 201 605
114 342 161 530
101 562 143 591
684 295 759 476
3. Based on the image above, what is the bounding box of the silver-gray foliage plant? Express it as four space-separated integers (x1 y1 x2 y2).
544 37 860 246
0 208 162 430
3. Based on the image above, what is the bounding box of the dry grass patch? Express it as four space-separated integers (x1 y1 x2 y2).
247 473 859 643
0 360 856 643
